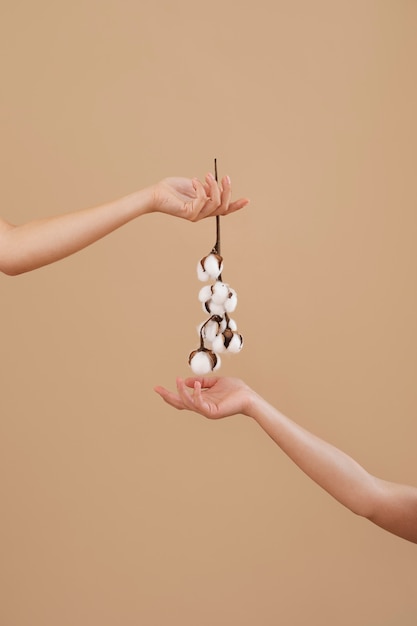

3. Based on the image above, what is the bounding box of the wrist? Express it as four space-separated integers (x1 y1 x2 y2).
242 388 262 419
121 186 155 218
244 391 275 428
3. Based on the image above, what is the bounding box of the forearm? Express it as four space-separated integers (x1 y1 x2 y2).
157 376 417 542
246 393 379 518
246 394 417 542
0 187 153 275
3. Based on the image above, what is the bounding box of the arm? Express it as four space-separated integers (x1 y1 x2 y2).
0 174 248 275
154 376 417 544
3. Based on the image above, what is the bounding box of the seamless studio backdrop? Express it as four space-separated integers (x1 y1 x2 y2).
1 1 417 625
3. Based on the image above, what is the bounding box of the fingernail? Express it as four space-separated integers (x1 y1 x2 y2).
226 175 231 184
207 172 214 180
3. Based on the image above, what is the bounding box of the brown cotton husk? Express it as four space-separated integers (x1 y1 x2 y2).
223 328 234 348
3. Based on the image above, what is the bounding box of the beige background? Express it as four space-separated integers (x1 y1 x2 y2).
1 1 416 624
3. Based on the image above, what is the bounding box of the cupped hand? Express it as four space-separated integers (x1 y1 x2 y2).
151 174 249 222
154 376 254 419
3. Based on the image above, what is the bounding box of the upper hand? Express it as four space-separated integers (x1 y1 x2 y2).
154 376 253 419
150 174 249 222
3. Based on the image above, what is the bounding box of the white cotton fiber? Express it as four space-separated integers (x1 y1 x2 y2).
212 334 226 354
227 318 237 331
204 300 225 316
202 318 221 343
211 281 229 305
213 354 221 370
198 285 212 303
197 261 209 282
227 333 243 353
224 289 237 313
203 254 223 280
189 351 213 375
197 322 210 349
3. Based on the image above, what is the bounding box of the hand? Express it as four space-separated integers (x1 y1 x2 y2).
150 174 249 222
154 376 254 419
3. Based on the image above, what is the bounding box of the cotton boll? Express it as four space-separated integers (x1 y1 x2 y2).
188 349 217 375
197 321 215 349
202 317 223 343
211 281 229 305
227 318 237 331
202 253 223 280
224 288 238 313
198 285 212 303
197 261 210 282
212 333 226 354
227 333 243 353
213 354 222 371
190 351 212 375
219 317 227 333
203 300 225 316
212 327 235 352
198 315 223 340
212 328 243 354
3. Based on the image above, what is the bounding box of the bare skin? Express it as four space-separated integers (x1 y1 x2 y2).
155 376 417 544
0 173 248 275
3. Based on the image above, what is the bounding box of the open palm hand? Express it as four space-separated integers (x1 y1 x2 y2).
154 376 253 419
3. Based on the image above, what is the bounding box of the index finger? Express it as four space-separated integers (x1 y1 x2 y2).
154 385 186 410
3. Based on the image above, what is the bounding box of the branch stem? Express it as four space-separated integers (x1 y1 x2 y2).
213 158 222 279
